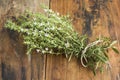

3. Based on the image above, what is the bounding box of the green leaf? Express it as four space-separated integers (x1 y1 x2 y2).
112 47 119 54
110 40 117 47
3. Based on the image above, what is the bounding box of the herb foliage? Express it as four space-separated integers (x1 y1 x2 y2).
5 8 119 74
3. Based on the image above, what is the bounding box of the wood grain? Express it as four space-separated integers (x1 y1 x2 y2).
47 0 120 80
0 0 49 80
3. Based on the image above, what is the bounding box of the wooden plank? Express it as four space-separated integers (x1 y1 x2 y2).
46 55 67 80
0 29 21 80
0 51 1 80
0 0 49 80
49 0 83 34
47 0 120 80
46 0 79 80
0 32 2 80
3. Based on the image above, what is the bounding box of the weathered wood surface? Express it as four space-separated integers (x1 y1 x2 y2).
0 0 49 80
0 0 120 80
47 0 120 80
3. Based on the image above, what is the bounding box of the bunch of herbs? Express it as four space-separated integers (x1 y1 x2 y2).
5 8 119 74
